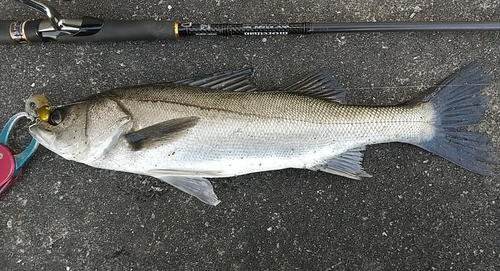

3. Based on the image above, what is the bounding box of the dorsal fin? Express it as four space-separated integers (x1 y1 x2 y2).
173 68 347 102
174 68 257 92
281 69 347 103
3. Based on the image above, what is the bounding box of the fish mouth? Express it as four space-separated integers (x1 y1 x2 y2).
29 123 56 149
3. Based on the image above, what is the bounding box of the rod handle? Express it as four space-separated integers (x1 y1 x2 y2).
0 19 178 44
56 20 178 43
0 20 41 44
0 21 15 44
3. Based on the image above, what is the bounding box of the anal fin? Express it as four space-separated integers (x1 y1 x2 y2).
314 146 371 180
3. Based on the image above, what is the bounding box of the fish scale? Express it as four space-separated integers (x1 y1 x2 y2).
89 86 435 176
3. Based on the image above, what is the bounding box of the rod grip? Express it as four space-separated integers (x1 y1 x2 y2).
57 20 177 43
0 21 16 44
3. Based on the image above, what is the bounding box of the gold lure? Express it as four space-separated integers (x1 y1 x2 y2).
25 94 51 122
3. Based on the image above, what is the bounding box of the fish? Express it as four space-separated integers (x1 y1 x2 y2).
27 60 498 206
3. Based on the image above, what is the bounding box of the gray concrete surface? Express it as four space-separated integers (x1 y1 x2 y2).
0 0 499 270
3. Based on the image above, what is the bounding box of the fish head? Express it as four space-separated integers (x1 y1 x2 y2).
29 98 132 163
29 102 89 161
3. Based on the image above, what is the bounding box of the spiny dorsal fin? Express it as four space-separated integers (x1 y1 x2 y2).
281 69 347 103
174 68 257 92
125 116 199 150
314 146 371 180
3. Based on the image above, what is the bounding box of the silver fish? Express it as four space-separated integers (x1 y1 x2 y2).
27 61 497 205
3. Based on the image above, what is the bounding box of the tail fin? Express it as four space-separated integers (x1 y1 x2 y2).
416 60 498 175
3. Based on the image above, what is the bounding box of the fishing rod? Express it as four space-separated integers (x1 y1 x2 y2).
3 0 500 44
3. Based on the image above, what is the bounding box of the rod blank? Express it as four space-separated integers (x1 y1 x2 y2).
177 22 500 37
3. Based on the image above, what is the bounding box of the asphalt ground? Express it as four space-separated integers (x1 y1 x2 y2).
0 0 499 270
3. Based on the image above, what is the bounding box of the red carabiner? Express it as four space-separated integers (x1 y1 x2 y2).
0 113 39 196
0 144 16 188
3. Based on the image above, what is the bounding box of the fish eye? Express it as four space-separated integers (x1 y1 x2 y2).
49 110 64 125
29 101 37 110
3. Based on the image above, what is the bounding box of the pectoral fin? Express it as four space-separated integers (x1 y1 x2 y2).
314 147 371 180
152 175 221 206
125 116 199 150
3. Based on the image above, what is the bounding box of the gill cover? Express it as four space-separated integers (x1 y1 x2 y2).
30 97 132 163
